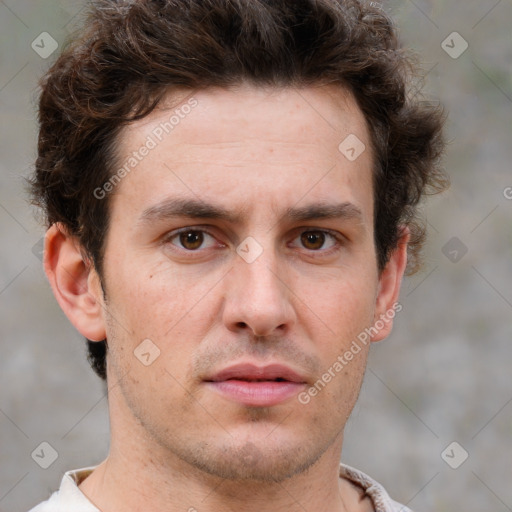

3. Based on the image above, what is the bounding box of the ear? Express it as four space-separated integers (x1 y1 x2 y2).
43 223 107 342
370 226 410 342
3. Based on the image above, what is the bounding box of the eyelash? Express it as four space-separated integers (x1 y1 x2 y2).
162 226 345 257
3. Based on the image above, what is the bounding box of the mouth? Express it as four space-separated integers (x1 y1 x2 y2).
203 363 307 407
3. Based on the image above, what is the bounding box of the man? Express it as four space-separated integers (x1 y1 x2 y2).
28 0 447 511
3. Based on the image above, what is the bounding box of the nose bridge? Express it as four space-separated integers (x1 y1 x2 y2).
241 247 281 301
223 235 295 336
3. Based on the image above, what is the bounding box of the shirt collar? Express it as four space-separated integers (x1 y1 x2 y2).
58 466 100 511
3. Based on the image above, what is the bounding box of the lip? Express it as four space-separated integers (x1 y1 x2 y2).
203 362 307 407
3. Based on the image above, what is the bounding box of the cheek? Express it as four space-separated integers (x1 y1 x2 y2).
106 258 195 330
318 275 376 403
303 270 377 345
104 259 220 373
336 286 375 336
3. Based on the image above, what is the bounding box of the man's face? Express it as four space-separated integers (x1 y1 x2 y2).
96 84 393 482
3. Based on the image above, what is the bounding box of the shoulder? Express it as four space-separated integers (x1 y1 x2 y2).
339 462 414 512
26 491 60 512
26 466 99 512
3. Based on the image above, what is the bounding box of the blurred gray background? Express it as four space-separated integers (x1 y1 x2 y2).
0 1 511 511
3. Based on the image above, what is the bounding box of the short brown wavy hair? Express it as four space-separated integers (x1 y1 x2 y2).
30 0 448 381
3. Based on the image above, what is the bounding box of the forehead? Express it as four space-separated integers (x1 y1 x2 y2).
110 83 374 225
121 83 369 149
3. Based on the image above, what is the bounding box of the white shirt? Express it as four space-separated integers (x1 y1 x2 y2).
27 463 413 512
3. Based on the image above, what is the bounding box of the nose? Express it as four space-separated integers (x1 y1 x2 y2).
222 244 296 337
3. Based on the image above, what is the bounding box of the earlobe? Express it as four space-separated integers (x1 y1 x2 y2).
371 226 410 343
44 223 107 342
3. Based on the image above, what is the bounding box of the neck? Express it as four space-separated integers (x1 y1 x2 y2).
79 438 369 512
78 385 370 512
80 456 357 512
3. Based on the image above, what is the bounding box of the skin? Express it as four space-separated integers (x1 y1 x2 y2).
45 83 409 512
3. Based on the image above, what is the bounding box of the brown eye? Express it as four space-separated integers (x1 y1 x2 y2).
300 231 328 250
166 229 218 251
179 230 204 250
291 229 342 256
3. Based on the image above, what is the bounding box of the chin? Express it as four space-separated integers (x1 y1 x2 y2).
177 434 328 483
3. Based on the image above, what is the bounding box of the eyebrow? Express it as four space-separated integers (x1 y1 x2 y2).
139 197 363 225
